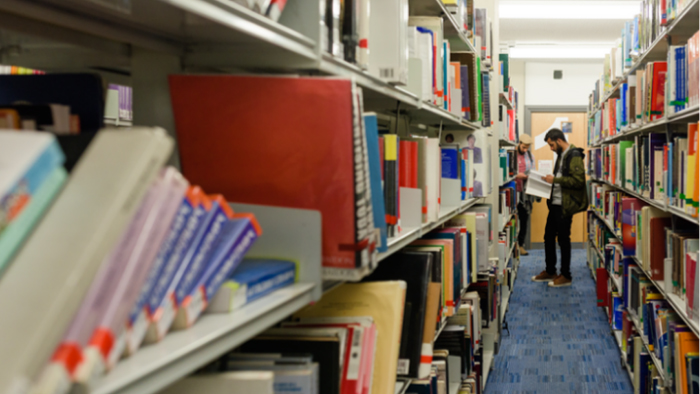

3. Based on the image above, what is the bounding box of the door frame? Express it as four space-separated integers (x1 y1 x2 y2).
523 105 588 250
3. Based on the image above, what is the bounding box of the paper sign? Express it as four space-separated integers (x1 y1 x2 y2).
538 160 553 175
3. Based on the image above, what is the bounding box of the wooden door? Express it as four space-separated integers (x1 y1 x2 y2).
529 112 588 245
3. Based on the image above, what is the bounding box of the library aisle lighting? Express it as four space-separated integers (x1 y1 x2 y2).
499 1 642 20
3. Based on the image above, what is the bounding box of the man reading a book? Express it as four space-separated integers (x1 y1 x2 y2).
514 134 535 256
531 129 588 288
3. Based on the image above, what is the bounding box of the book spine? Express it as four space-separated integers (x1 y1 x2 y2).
175 199 233 305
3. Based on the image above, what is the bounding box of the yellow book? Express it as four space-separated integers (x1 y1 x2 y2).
293 281 406 394
685 124 698 214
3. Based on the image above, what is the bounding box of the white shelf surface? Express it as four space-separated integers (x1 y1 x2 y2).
434 317 448 342
589 106 699 148
481 349 495 390
498 138 517 147
92 283 316 394
449 380 461 394
395 378 412 394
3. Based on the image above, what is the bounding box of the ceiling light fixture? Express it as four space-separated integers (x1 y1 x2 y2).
509 45 612 59
499 1 640 20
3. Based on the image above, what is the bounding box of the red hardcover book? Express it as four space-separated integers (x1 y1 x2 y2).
399 141 411 188
596 268 609 307
649 217 671 280
650 62 668 121
410 141 418 188
169 75 362 270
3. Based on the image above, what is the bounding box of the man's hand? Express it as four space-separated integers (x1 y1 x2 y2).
515 173 528 180
542 174 555 184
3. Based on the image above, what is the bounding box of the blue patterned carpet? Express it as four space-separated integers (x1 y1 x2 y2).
484 248 633 394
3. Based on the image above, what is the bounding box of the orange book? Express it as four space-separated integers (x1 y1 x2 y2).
0 109 20 129
451 62 461 89
676 332 699 394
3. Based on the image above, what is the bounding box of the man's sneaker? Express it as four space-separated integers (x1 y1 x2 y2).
531 270 557 282
548 275 572 287
519 245 529 256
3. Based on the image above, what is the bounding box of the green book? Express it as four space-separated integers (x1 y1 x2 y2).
499 54 509 92
0 167 67 274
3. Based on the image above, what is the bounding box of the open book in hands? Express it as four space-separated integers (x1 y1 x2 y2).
525 169 552 199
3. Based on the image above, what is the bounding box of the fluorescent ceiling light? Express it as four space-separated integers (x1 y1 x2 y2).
509 45 611 59
500 1 640 20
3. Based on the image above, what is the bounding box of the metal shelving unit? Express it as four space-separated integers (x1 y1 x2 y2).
587 208 700 337
588 0 700 117
590 178 699 225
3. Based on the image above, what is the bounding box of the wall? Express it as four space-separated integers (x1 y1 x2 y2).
523 61 602 107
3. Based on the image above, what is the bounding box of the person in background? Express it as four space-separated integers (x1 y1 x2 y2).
531 128 588 288
513 134 535 256
466 134 483 163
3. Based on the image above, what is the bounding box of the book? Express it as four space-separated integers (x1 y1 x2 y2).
239 329 342 394
159 371 275 394
0 131 65 236
0 166 66 274
173 214 262 329
292 281 406 394
0 128 172 394
170 75 373 272
74 167 188 382
368 0 408 85
362 251 432 378
206 258 296 314
525 169 552 199
363 114 388 252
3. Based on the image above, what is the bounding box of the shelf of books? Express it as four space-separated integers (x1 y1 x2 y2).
585 4 699 389
588 0 700 116
0 0 519 392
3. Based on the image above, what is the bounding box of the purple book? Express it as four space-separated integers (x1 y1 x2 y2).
460 65 470 121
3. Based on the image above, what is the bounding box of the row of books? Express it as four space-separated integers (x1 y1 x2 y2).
405 17 492 124
498 149 517 186
498 181 517 229
590 0 696 109
161 274 494 394
168 74 495 276
233 0 287 21
588 30 699 120
587 123 700 216
588 221 698 394
0 64 44 75
0 129 304 394
587 195 699 323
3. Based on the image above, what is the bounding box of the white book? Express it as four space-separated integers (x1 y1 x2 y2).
356 0 370 70
159 371 274 394
409 17 444 106
426 138 441 223
368 0 408 85
525 170 552 199
417 30 434 102
0 128 172 394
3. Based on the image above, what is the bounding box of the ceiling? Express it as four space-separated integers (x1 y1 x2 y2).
499 0 642 59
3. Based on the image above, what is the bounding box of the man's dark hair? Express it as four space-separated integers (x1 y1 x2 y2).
467 134 476 141
544 128 566 142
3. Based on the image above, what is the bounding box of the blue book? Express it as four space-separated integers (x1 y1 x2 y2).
416 27 435 94
613 294 623 330
441 145 459 179
443 41 449 110
461 152 467 200
148 191 207 316
176 215 262 326
128 192 196 325
621 84 628 125
175 195 233 306
364 114 388 252
207 258 297 313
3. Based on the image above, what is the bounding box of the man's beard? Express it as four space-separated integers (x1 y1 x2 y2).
556 145 563 155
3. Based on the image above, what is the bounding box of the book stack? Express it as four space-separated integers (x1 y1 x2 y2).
0 128 265 394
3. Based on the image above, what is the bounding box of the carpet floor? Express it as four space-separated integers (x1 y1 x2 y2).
483 248 633 394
